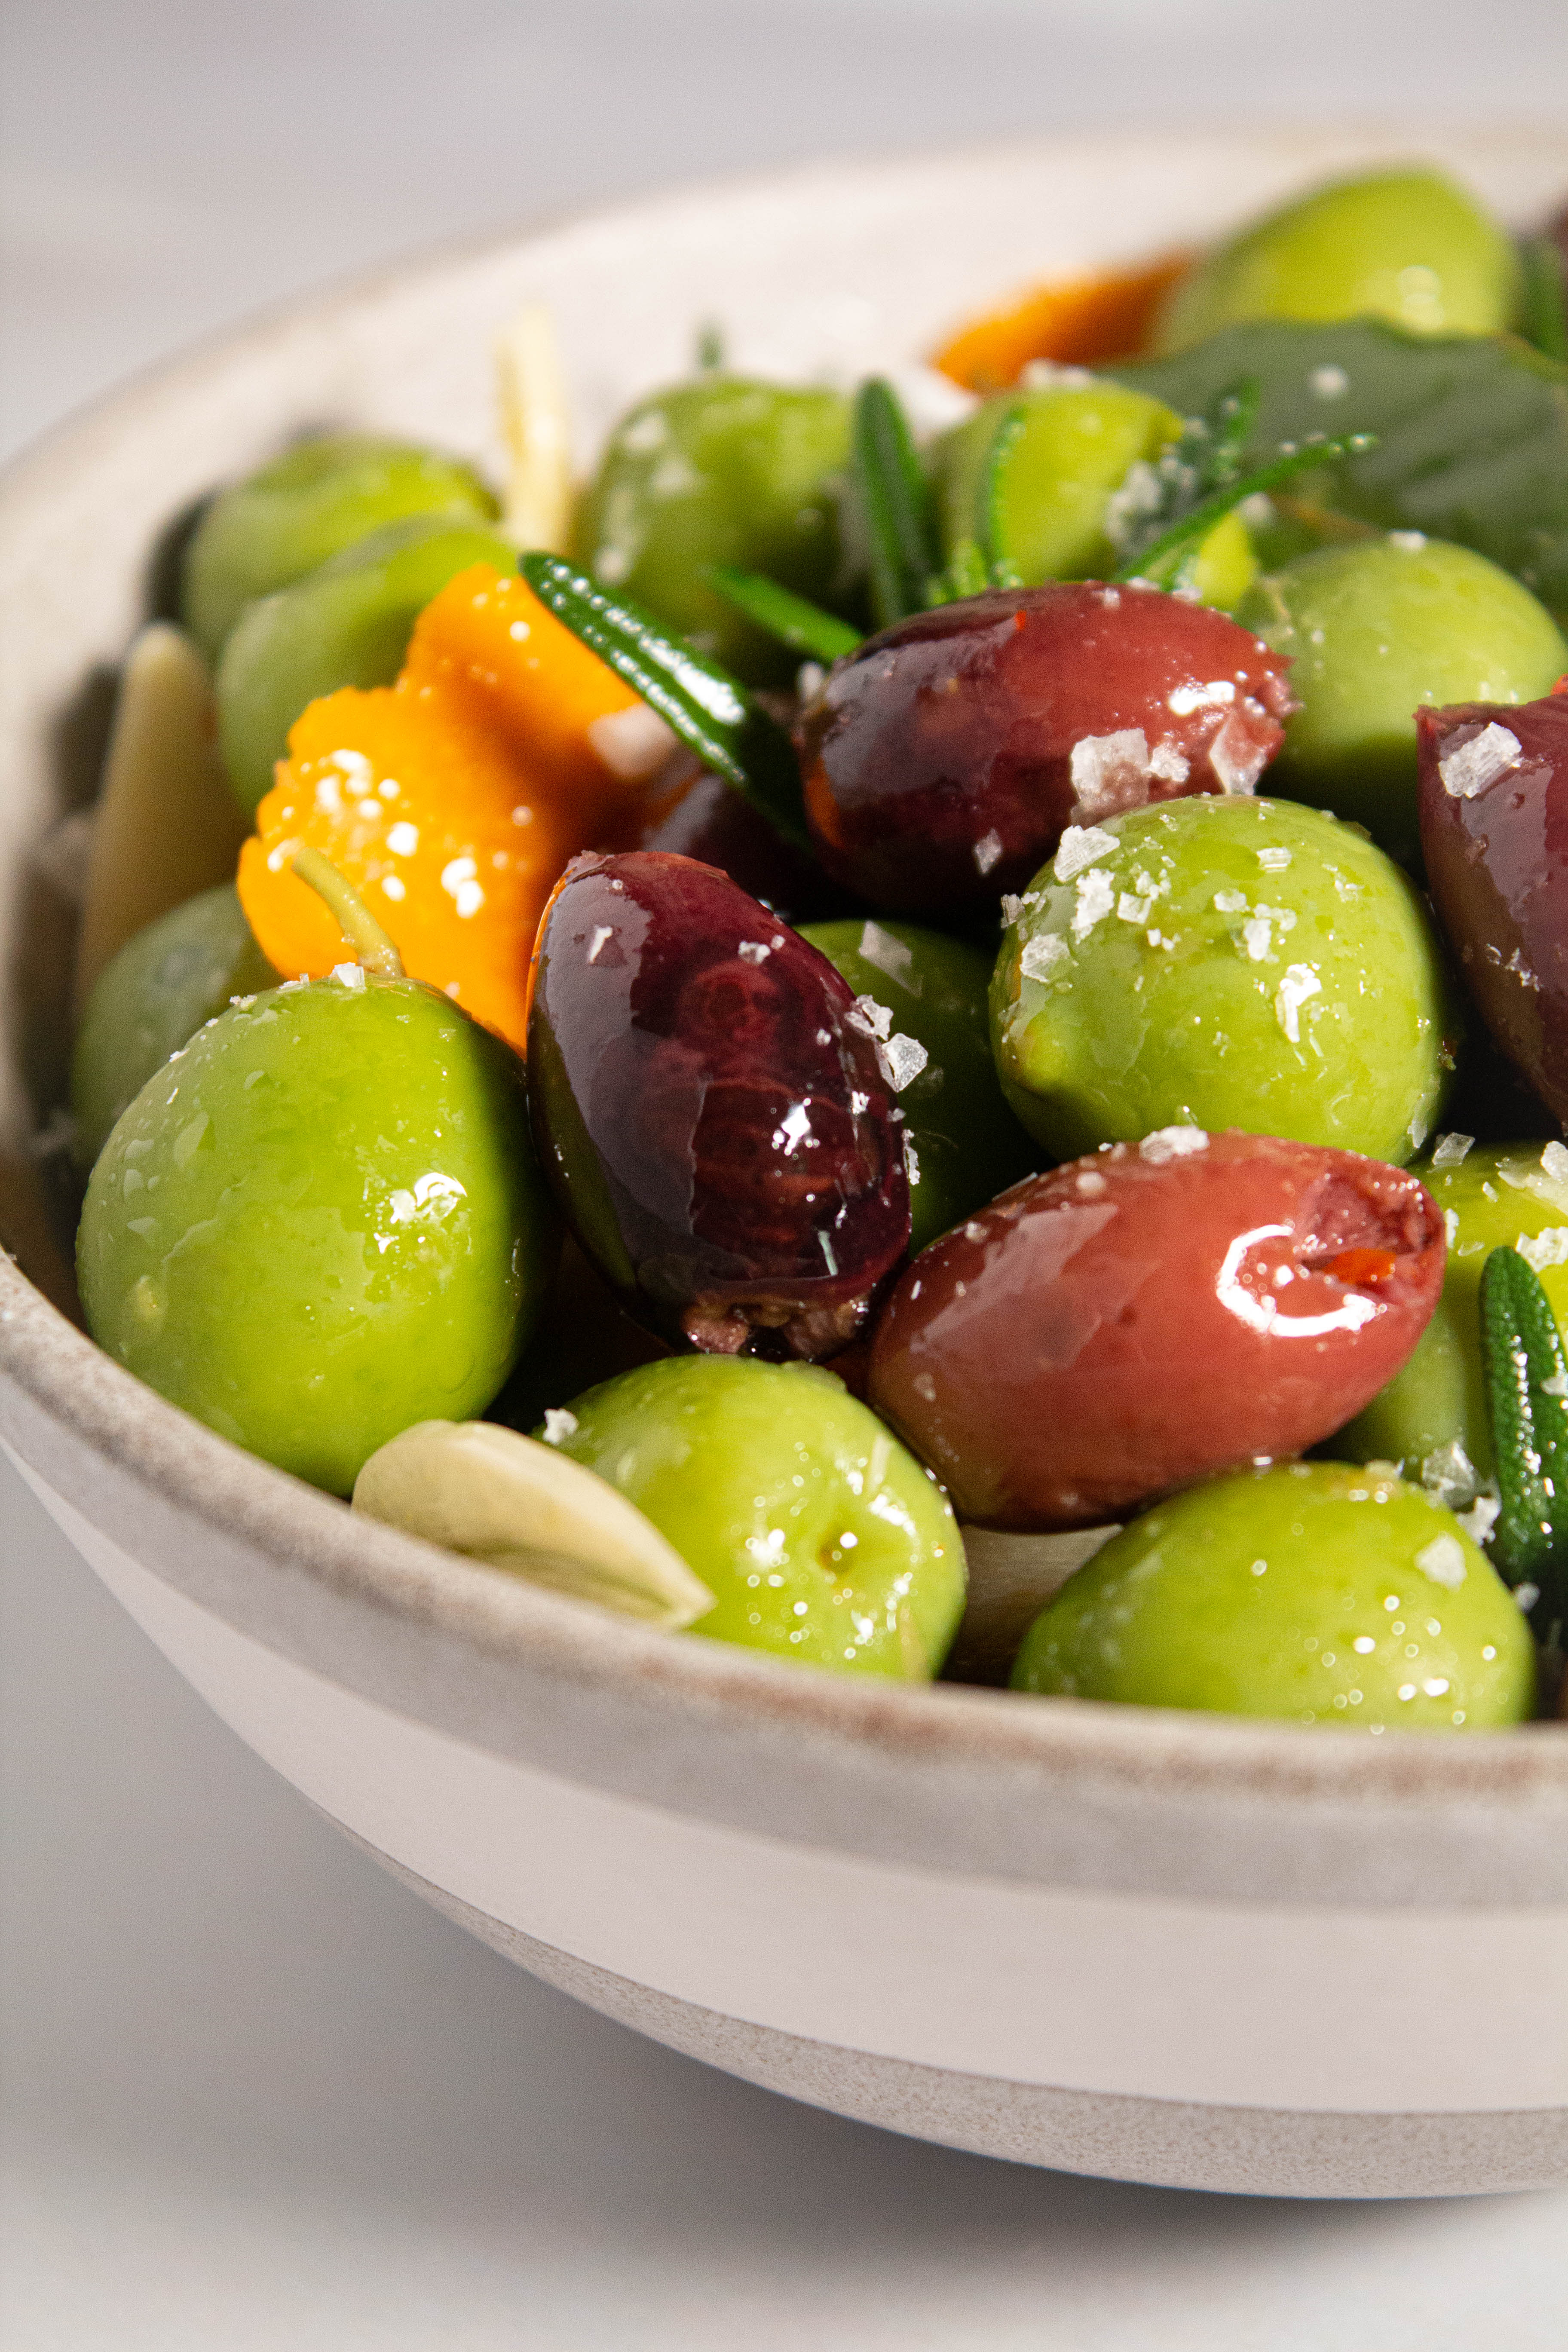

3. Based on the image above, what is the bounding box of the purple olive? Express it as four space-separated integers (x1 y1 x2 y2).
634 749 850 921
1417 689 1568 1123
795 582 1296 911
526 850 910 1357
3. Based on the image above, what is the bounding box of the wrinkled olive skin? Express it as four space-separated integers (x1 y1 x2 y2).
1333 1142 1568 1484
77 973 555 1495
799 919 1035 1253
527 851 910 1360
574 377 852 684
1242 539 1566 867
933 383 1256 608
1155 167 1522 352
868 1130 1444 1531
544 1355 965 1679
181 435 498 663
796 583 1295 913
216 513 518 814
70 885 276 1173
992 796 1461 1165
1417 691 1568 1126
1011 1460 1534 1728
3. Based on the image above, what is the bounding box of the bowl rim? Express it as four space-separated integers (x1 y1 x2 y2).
4 127 1567 1809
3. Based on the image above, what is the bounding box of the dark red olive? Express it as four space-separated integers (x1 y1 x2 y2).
794 582 1296 911
527 849 910 1357
867 1130 1444 1530
1417 690 1568 1126
634 750 851 922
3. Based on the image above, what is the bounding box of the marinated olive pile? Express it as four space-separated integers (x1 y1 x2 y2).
60 160 1568 1722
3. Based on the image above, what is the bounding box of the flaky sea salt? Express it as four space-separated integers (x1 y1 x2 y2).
1438 722 1521 799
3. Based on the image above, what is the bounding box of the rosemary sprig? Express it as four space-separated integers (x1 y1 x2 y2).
1480 1241 1568 1627
520 552 810 851
853 377 940 630
1518 236 1568 366
1109 375 1374 591
706 566 862 663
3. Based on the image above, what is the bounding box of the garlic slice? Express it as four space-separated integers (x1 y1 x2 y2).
74 622 250 1023
496 302 574 553
352 1418 714 1629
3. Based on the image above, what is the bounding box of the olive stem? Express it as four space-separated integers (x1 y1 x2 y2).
290 846 404 977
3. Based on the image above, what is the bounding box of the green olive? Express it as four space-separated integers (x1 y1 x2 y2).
1154 167 1522 352
1011 1460 1535 1728
933 382 1256 608
77 971 555 1494
70 885 276 1173
1333 1141 1568 1485
542 1355 965 1679
181 435 498 664
573 377 851 683
216 514 518 815
991 796 1459 1164
1240 537 1567 867
797 918 1035 1252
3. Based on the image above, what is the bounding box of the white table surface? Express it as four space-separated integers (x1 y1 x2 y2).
4 5 1568 2343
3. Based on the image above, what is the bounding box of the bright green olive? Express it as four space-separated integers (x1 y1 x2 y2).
798 918 1035 1251
1333 1141 1568 1485
70 885 276 1173
1011 1460 1534 1728
1240 537 1567 867
542 1354 965 1678
991 796 1459 1164
77 970 555 1494
216 514 518 814
181 435 498 664
573 377 852 683
1154 167 1522 352
932 381 1256 608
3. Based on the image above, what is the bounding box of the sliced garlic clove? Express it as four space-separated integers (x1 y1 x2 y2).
945 1522 1119 1686
496 302 575 554
352 1417 714 1629
74 622 251 1023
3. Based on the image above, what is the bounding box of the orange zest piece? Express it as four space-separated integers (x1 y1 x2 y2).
239 564 651 1052
1313 1248 1401 1288
933 253 1191 394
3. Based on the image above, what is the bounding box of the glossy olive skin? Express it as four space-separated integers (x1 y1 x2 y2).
1011 1461 1534 1728
799 919 1035 1253
1242 538 1566 867
992 796 1461 1165
527 851 910 1359
70 885 275 1172
1154 167 1522 353
933 383 1257 609
78 972 555 1494
216 513 518 814
634 751 850 922
1333 1142 1568 1483
574 377 852 684
868 1130 1444 1531
1417 691 1568 1125
544 1355 965 1679
795 584 1295 913
181 435 498 663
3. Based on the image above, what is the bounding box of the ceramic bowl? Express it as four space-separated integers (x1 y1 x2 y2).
3 126 1567 2202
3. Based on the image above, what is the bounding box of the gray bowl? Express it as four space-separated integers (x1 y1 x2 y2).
3 125 1567 2200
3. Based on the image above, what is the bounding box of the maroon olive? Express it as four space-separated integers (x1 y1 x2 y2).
867 1130 1444 1530
795 582 1296 911
1417 690 1568 1126
634 750 850 921
527 849 910 1357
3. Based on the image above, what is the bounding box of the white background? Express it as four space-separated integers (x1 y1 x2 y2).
3 4 1568 2343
